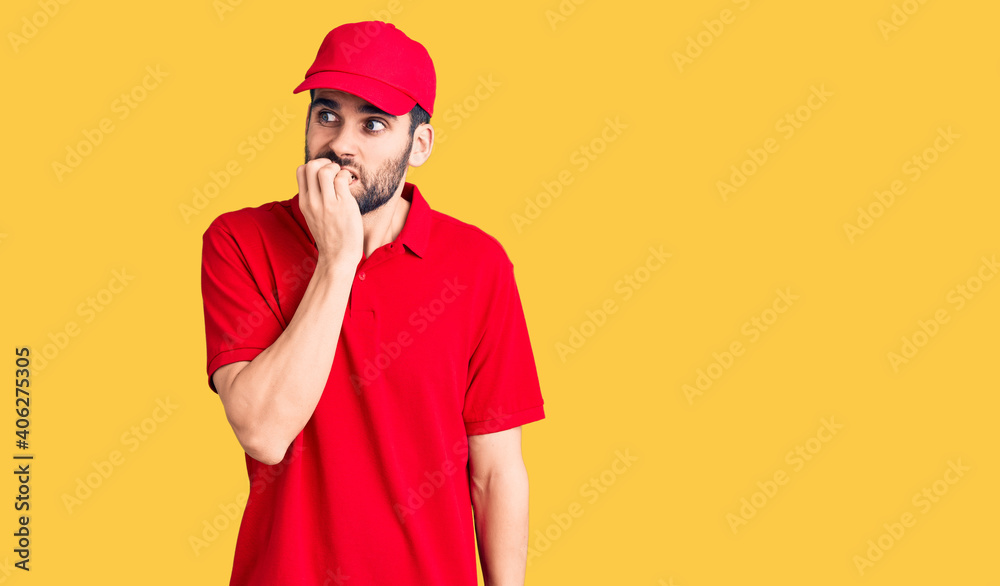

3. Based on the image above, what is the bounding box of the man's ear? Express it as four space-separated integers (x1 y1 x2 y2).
407 123 434 167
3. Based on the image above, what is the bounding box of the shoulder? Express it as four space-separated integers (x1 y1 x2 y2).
427 209 514 272
202 198 291 241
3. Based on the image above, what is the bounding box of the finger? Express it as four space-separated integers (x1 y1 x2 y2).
317 163 340 202
306 159 334 205
332 168 352 201
295 165 307 202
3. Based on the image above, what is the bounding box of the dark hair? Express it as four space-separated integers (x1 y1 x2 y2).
310 88 429 136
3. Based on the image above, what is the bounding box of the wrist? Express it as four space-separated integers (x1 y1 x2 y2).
315 255 358 279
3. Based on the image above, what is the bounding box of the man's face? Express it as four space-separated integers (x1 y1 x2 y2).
305 89 414 215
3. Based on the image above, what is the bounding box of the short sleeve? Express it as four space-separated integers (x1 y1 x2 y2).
463 261 545 435
201 219 284 393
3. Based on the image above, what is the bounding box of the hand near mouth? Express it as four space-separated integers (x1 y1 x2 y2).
295 158 364 266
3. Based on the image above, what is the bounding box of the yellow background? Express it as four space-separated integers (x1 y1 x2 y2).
2 0 998 583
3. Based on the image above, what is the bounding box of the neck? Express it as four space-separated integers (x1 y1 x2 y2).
360 181 411 259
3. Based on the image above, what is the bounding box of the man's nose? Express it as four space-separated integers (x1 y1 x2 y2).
326 126 359 159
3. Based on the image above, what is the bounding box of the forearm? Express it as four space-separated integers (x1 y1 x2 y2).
471 462 530 586
226 257 354 464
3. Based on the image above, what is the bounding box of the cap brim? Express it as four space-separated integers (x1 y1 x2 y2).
293 71 416 117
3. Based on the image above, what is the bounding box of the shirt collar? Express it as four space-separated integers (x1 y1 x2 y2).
289 181 430 259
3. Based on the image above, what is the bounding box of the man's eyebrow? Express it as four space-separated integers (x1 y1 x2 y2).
310 97 397 119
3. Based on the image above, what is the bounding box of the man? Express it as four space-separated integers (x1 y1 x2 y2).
199 20 546 586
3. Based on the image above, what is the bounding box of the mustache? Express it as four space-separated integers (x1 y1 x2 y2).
312 150 355 170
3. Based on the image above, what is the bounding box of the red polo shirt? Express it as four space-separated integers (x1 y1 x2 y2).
200 182 545 585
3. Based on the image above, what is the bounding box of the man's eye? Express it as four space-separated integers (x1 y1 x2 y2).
319 111 336 123
366 120 386 133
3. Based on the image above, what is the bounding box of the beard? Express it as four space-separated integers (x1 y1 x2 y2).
305 134 413 215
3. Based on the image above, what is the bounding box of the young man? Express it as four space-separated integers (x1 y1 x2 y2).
199 20 546 585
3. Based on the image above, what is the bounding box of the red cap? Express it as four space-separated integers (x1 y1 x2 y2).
293 21 436 117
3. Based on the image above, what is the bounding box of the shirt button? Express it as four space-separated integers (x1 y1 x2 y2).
358 271 366 281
